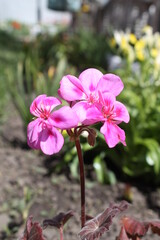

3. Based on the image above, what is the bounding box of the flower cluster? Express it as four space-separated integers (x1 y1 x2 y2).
110 25 160 64
27 68 129 155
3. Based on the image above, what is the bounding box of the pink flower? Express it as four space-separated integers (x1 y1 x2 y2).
58 68 124 122
85 92 130 148
27 94 79 155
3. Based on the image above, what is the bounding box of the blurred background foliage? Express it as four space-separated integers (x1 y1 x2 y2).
1 16 160 185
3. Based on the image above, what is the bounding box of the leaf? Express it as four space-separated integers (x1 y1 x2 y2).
117 226 129 240
93 156 106 184
79 201 129 240
121 216 149 237
29 223 45 240
86 214 94 221
149 220 160 235
135 138 160 175
43 210 75 229
19 216 45 240
93 155 116 184
70 156 79 179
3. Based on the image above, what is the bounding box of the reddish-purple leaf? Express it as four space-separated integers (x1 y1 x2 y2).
19 216 45 240
117 226 129 240
122 216 149 238
43 210 75 229
149 220 160 235
86 214 94 221
19 216 33 240
29 222 45 240
79 201 129 240
25 216 33 238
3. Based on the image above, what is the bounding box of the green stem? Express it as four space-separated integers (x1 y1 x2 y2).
75 137 86 228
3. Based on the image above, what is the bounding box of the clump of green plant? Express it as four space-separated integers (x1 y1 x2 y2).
64 29 108 70
0 30 24 124
103 26 160 184
5 31 77 131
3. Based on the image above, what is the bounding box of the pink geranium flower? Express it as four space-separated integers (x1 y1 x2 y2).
84 92 130 148
27 94 79 155
58 68 124 122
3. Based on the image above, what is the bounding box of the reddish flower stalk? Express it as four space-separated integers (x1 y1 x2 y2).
75 137 86 228
59 227 64 240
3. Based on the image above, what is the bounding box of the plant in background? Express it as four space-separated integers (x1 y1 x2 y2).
107 25 160 184
109 30 136 64
64 30 108 70
6 39 70 131
0 20 30 39
117 215 160 239
0 29 24 125
109 25 160 74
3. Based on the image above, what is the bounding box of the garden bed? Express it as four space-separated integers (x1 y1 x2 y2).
0 105 159 240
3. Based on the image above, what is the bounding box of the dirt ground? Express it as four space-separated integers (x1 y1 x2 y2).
0 105 160 240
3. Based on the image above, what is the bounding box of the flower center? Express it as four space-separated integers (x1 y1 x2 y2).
40 110 50 120
102 105 115 120
87 93 98 104
102 106 110 118
38 104 51 120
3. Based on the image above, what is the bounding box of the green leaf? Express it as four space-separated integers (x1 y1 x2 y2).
93 155 116 184
136 138 160 175
70 156 79 179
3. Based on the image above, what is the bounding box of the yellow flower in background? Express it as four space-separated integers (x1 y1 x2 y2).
142 25 153 35
135 39 146 51
127 45 135 63
136 50 145 61
48 66 55 79
120 37 132 57
110 26 160 65
129 33 137 45
121 37 128 50
151 48 158 58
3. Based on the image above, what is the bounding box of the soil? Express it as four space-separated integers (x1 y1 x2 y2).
0 104 160 240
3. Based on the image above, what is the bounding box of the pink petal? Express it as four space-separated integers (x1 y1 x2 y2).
79 68 103 94
98 92 116 112
84 105 104 125
72 101 90 123
50 106 79 129
100 122 126 148
95 92 116 116
30 94 47 117
30 95 61 117
41 96 61 112
97 74 124 96
58 75 85 101
113 101 130 123
27 118 42 149
40 127 64 155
